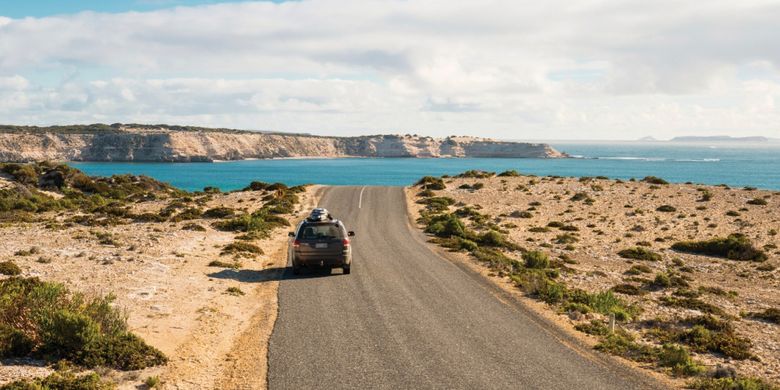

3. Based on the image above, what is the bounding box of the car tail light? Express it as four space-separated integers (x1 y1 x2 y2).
293 240 301 248
342 239 350 247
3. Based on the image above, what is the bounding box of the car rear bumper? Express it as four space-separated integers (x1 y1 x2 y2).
293 254 350 267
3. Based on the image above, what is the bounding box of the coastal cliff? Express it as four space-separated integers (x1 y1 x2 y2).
0 124 566 162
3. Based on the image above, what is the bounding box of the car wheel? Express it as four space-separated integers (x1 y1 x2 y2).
343 265 351 274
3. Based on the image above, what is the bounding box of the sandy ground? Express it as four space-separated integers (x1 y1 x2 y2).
0 185 322 389
407 175 780 385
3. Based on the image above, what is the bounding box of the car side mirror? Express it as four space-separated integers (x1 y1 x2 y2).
288 232 295 237
348 231 355 237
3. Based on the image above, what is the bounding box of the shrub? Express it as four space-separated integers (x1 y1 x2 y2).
555 233 579 244
671 234 767 262
748 308 780 324
658 344 704 376
0 261 22 276
1 369 113 390
208 260 241 269
182 222 207 232
688 377 776 390
456 170 494 179
419 196 456 212
676 325 752 360
642 176 669 185
222 242 264 256
203 207 236 219
660 296 725 316
478 230 509 247
243 181 270 191
575 320 610 336
618 247 661 261
497 170 521 177
0 324 34 358
625 264 652 275
425 213 467 238
570 192 591 202
0 277 165 370
595 331 658 363
612 284 644 296
225 287 245 296
510 210 532 218
652 273 672 288
656 205 677 212
746 198 767 206
416 176 446 190
523 251 550 269
528 226 550 233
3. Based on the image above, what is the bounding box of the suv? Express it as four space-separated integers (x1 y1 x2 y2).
288 210 355 274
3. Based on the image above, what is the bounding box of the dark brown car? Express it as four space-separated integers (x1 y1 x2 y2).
288 217 354 274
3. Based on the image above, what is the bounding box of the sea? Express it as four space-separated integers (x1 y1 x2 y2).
69 142 780 192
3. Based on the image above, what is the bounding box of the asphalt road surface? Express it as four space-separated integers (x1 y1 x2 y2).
267 186 665 390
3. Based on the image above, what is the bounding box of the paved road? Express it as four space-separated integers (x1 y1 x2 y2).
267 186 665 389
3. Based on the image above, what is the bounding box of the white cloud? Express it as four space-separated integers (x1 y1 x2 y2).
0 0 779 139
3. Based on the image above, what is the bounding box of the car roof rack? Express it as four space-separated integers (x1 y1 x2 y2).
307 208 333 222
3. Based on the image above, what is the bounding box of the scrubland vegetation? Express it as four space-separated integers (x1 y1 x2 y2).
0 162 305 387
412 171 780 388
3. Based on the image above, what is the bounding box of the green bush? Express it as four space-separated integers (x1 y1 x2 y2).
746 198 768 206
688 376 777 390
39 309 101 361
203 207 236 219
676 325 752 360
478 230 509 247
748 308 780 324
419 196 456 212
658 344 704 376
656 205 677 212
612 284 644 296
0 369 114 390
523 251 550 269
625 264 652 275
243 181 270 191
0 277 165 370
642 176 669 185
416 176 446 190
671 234 767 262
456 170 494 179
182 223 206 231
0 261 22 276
618 247 661 261
425 213 467 238
497 170 521 177
222 242 264 256
0 324 34 358
595 331 658 363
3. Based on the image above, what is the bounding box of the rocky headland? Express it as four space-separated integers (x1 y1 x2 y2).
0 124 567 162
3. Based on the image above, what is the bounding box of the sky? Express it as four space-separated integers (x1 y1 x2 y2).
0 0 779 140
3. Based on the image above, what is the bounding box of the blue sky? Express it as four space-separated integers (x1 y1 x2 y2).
0 0 778 139
0 0 285 18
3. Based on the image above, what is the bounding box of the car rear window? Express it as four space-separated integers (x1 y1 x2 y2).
298 223 343 240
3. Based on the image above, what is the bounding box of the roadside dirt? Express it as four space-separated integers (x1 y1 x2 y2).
0 184 322 389
405 174 780 386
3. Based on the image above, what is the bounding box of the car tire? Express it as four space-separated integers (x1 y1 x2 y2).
343 265 351 274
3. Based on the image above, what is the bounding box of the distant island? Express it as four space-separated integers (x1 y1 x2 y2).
0 123 567 162
670 136 770 142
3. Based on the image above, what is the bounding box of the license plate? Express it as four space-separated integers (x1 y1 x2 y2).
315 243 328 249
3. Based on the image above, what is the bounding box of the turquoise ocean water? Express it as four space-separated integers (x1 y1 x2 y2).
70 142 780 192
